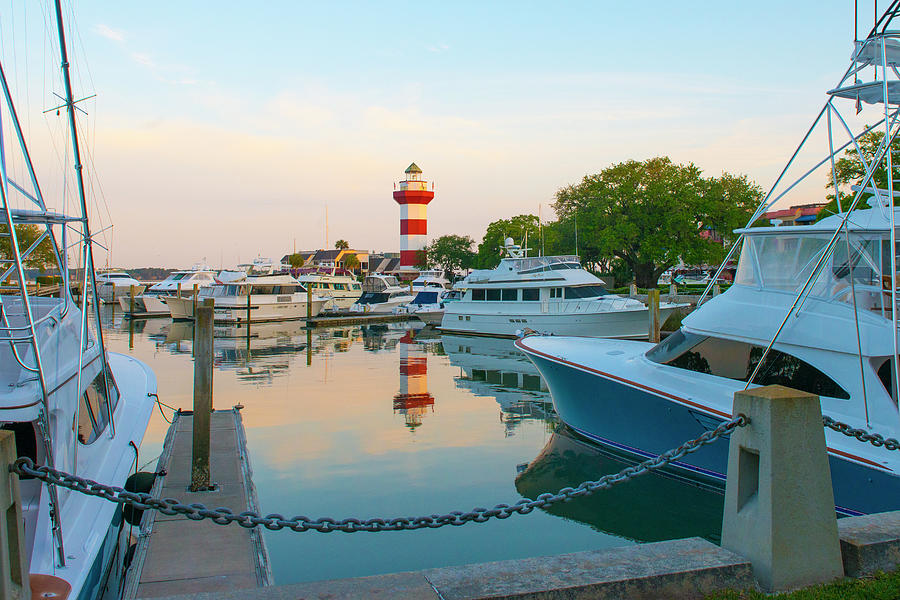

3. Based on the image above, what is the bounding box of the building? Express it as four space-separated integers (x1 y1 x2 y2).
392 162 435 274
763 203 828 226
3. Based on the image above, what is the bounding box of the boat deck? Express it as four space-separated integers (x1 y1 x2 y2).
122 408 271 598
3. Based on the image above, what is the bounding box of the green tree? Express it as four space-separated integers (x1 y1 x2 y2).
554 157 759 287
819 129 900 220
335 239 349 250
423 234 476 278
342 253 360 272
287 253 305 268
476 215 540 269
0 224 57 270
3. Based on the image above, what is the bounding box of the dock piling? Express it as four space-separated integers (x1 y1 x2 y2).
721 385 843 592
192 283 198 318
0 431 29 600
191 298 215 491
177 282 182 299
648 288 660 343
307 286 312 320
129 284 135 315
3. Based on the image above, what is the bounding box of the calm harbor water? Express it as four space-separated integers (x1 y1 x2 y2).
100 307 724 585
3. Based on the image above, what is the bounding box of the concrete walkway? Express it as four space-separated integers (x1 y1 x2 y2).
122 409 271 598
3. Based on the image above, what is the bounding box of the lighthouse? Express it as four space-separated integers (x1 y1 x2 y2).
393 162 434 273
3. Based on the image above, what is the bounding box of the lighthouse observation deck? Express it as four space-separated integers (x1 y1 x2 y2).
399 179 428 191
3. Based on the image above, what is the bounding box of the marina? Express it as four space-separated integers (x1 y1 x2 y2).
3 1 900 598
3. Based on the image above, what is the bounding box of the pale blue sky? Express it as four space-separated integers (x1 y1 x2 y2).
0 1 878 267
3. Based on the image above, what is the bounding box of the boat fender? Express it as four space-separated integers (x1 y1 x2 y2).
124 470 166 526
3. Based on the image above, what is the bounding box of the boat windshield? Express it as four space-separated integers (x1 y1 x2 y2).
411 291 439 305
357 292 389 304
734 231 884 301
515 255 581 274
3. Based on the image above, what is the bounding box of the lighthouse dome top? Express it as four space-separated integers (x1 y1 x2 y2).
405 162 423 174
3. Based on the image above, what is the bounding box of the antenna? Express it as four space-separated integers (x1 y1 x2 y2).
539 204 544 256
574 208 579 258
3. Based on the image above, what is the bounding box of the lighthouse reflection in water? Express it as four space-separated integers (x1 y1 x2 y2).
106 309 724 585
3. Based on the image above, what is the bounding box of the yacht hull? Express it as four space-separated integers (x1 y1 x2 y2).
117 294 169 316
517 337 900 517
212 299 327 323
441 305 681 339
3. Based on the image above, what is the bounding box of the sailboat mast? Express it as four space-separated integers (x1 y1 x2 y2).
53 0 114 427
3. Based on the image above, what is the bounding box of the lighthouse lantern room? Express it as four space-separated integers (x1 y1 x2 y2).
393 162 435 273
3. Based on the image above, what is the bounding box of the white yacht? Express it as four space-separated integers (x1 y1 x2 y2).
294 268 362 312
518 23 900 517
94 271 144 304
117 267 217 316
396 288 462 325
441 239 685 338
167 274 327 323
0 6 156 597
410 269 451 292
349 273 416 314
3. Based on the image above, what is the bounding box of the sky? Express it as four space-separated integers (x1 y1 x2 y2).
0 1 883 268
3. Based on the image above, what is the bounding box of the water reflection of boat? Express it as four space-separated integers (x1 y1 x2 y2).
442 334 556 435
515 426 724 544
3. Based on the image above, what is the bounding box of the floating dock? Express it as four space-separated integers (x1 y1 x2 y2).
122 408 271 598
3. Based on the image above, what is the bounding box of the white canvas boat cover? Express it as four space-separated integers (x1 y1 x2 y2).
852 37 900 66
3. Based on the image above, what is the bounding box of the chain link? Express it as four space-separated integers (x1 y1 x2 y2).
823 416 900 451
8 415 747 533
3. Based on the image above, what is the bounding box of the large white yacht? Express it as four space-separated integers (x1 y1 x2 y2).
167 273 327 323
294 268 363 312
94 271 144 304
441 239 685 338
0 5 156 597
349 273 416 314
117 266 217 316
518 22 900 517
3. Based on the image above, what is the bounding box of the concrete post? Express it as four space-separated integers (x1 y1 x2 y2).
191 298 214 491
713 283 721 296
647 289 660 343
629 282 638 297
0 432 29 599
721 385 842 592
669 282 677 302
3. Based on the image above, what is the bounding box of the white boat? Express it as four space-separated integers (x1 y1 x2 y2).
410 269 451 292
167 274 327 323
94 271 144 304
441 239 686 338
294 268 362 312
517 21 900 517
349 274 415 314
117 266 217 316
397 288 462 325
0 6 156 597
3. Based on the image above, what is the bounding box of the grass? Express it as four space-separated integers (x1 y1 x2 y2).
705 570 900 600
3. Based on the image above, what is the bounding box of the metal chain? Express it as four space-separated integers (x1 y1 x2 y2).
8 415 747 533
823 415 900 451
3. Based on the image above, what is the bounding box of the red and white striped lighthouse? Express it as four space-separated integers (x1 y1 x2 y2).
393 162 434 272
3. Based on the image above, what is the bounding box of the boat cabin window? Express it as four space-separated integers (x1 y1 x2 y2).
486 289 501 301
472 289 486 301
170 273 188 281
501 289 517 301
522 288 539 301
77 368 120 445
875 358 899 407
564 285 608 299
646 330 849 399
549 288 563 299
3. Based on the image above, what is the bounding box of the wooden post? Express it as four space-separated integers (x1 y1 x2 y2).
307 286 312 320
177 282 182 299
307 326 312 366
713 282 721 296
192 283 198 319
246 288 252 325
648 288 661 343
129 284 135 316
191 298 214 491
0 431 30 599
629 282 638 297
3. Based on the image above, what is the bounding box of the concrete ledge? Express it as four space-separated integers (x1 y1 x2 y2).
838 510 900 577
154 538 755 600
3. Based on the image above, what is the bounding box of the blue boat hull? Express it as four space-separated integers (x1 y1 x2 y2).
527 351 900 517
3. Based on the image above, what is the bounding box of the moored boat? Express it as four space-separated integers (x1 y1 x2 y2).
94 271 144 304
117 265 217 316
349 273 415 314
441 239 686 338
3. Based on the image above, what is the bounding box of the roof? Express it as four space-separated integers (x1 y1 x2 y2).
312 249 342 262
405 163 422 174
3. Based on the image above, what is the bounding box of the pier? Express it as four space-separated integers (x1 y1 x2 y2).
121 408 272 598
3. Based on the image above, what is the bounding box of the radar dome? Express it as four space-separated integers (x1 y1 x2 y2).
504 237 514 246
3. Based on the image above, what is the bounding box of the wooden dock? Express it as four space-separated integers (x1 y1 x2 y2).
123 408 272 598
